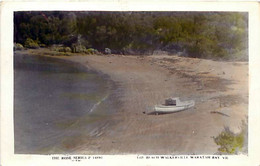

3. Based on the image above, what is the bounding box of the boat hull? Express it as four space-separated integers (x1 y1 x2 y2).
154 101 195 113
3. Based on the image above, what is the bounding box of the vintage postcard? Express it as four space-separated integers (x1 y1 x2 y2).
1 1 260 166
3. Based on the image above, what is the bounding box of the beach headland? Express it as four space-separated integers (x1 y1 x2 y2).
16 48 248 154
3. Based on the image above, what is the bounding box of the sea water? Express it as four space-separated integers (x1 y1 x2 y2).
14 53 117 154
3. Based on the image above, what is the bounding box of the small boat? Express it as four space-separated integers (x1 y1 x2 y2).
154 97 195 113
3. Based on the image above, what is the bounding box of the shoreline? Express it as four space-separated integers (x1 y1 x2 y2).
14 50 123 154
15 49 248 154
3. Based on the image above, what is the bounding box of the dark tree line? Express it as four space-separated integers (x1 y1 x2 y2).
14 11 248 60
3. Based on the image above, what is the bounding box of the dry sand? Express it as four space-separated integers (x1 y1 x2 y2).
20 49 248 154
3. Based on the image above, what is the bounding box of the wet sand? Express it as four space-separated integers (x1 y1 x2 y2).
18 49 248 154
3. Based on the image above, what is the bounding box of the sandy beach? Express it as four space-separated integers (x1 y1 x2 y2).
18 49 248 154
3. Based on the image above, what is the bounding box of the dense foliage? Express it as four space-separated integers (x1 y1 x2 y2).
14 11 248 60
214 120 247 154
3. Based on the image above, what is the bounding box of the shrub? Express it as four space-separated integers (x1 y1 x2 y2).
84 48 100 55
24 38 39 49
64 47 72 53
87 48 95 54
58 47 72 53
39 43 46 48
50 45 63 51
214 122 247 154
71 44 87 53
14 43 24 50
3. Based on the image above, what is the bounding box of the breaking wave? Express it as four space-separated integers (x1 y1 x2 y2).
89 94 109 113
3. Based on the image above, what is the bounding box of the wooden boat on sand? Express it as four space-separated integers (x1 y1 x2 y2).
154 97 195 113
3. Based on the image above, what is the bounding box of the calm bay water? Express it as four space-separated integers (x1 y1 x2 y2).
14 53 117 154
